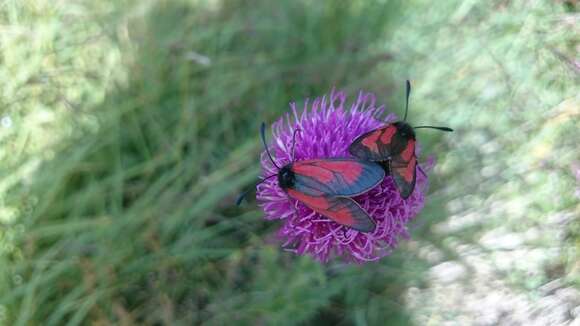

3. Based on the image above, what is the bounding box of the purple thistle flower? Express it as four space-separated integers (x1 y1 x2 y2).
256 88 434 263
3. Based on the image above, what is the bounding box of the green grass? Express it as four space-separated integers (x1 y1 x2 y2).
1 0 578 325
1 1 416 324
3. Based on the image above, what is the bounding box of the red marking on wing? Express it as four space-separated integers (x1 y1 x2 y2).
286 189 330 209
318 197 375 232
395 156 416 183
311 161 363 184
361 130 381 153
400 139 416 162
292 164 334 183
318 204 354 226
287 190 375 232
380 125 397 145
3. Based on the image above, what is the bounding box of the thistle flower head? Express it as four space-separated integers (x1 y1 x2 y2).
256 89 433 263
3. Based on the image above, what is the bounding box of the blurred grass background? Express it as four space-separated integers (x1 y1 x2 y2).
0 0 578 325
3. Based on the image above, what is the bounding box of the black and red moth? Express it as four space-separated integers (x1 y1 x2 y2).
237 123 384 232
349 80 453 199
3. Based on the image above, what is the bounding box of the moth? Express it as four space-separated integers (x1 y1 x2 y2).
349 80 453 199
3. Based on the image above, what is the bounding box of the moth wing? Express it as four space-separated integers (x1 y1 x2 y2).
390 155 417 199
291 159 384 197
286 189 376 232
349 124 409 161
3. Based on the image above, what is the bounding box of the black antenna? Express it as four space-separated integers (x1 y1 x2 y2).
413 126 454 132
291 128 301 162
402 81 453 133
237 122 282 205
403 80 411 121
260 122 280 170
235 174 277 205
